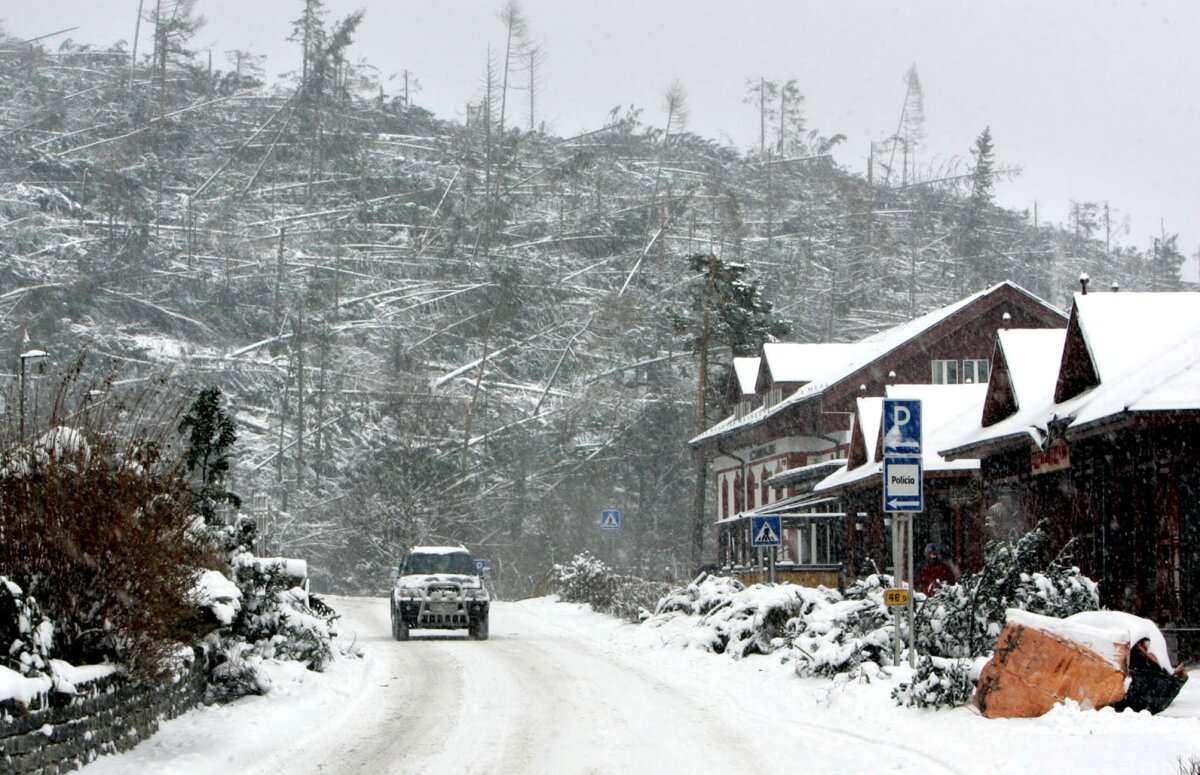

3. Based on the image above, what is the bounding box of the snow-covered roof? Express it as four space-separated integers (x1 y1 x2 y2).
692 281 1056 447
942 291 1200 457
727 492 844 522
758 342 864 387
765 458 847 488
1068 291 1200 425
942 328 1068 455
998 328 1068 416
731 356 761 397
410 545 470 554
815 383 986 493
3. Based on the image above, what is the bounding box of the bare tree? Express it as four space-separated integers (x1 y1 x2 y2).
662 80 689 145
497 0 527 134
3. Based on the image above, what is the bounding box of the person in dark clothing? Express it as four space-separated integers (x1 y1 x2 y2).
914 544 959 595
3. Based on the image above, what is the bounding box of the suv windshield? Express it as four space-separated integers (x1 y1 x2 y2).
403 552 476 576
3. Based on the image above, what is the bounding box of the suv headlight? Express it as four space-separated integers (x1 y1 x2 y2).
465 587 488 600
397 587 421 599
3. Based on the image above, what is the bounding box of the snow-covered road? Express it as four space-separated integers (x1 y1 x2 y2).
84 595 1200 774
251 595 778 774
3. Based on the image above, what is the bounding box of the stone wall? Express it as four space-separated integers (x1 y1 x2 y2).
0 649 207 774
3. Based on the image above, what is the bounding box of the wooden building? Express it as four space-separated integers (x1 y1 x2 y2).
814 383 988 579
690 281 1066 586
941 289 1200 650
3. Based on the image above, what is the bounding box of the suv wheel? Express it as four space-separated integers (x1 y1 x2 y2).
393 606 409 641
470 613 489 641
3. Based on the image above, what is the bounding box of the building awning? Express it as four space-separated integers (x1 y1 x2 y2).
719 492 845 524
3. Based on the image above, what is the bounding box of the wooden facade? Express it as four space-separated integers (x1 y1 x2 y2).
940 290 1200 655
695 282 1067 584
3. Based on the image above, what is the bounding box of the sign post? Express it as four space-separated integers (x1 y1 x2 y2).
882 398 922 668
600 509 621 568
750 515 782 584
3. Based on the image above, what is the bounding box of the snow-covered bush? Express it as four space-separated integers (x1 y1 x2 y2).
203 641 270 705
892 655 975 709
894 525 1099 709
643 573 894 666
629 527 1101 711
913 524 1098 660
0 577 53 680
0 371 212 675
788 574 895 677
198 543 338 703
551 553 671 622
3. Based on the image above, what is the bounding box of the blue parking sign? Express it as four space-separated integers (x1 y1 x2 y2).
882 399 922 457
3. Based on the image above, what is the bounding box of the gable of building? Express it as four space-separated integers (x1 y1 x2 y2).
692 281 1066 451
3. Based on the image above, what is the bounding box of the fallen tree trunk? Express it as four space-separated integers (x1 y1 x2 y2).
975 609 1188 719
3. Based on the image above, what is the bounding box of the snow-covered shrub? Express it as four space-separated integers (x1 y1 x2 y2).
203 641 269 705
643 574 891 665
913 524 1099 661
0 371 212 675
0 577 53 679
552 553 616 607
893 525 1099 709
551 553 671 622
190 569 243 628
654 573 744 615
229 554 335 667
194 551 339 704
891 656 974 708
789 574 895 677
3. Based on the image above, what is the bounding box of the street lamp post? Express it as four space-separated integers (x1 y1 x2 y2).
18 348 49 440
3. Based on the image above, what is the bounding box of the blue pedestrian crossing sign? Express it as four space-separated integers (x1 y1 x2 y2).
750 515 782 547
600 509 621 530
882 398 923 457
883 456 923 512
475 559 490 574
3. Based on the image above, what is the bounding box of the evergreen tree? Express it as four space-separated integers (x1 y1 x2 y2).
179 387 241 524
959 126 996 290
1150 231 1185 290
675 253 790 567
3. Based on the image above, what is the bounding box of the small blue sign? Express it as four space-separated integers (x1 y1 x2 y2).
600 509 621 530
882 398 923 457
883 456 923 512
750 515 782 547
475 559 490 574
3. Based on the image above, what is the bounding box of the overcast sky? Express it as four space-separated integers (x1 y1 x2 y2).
3 0 1198 281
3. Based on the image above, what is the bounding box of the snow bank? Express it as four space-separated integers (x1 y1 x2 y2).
0 664 52 705
47 660 119 695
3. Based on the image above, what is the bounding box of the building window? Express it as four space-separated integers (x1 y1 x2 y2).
932 359 959 384
962 359 990 384
779 521 836 566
